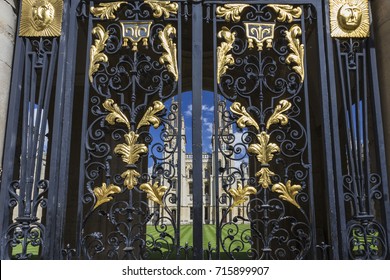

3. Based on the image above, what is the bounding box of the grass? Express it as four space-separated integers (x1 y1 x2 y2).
11 224 252 259
11 242 40 259
146 223 252 259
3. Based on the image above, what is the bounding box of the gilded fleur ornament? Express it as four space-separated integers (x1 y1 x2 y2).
19 0 63 37
217 27 236 84
114 132 148 167
90 1 127 19
228 184 257 210
140 182 168 206
267 4 302 23
114 132 148 190
216 4 250 23
93 183 121 210
329 0 370 38
272 180 302 209
248 132 280 188
158 24 179 81
144 0 179 19
89 24 109 82
285 25 305 83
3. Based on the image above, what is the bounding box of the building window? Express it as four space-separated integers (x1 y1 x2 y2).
204 168 209 178
204 183 210 195
172 179 176 190
205 207 209 220
172 209 176 221
189 183 193 194
189 169 193 178
190 207 193 220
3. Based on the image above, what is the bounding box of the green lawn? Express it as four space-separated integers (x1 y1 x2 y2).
11 242 40 259
146 223 252 258
11 224 252 259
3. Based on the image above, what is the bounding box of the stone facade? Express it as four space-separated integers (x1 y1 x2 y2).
0 0 17 172
153 106 250 225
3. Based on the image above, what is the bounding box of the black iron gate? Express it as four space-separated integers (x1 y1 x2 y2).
1 0 389 260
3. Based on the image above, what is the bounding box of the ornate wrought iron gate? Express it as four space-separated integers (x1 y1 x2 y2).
1 0 390 260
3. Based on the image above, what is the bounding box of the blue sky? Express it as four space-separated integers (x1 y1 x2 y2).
182 91 215 154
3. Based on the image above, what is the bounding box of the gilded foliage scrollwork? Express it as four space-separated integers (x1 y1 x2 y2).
227 184 257 209
158 24 179 81
144 0 179 19
272 180 302 209
89 24 109 83
216 4 250 23
92 99 167 209
217 27 236 84
230 100 302 208
90 1 127 20
93 183 121 210
285 25 305 83
267 4 302 23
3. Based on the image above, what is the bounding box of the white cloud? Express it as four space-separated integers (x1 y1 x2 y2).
202 105 214 112
184 104 193 117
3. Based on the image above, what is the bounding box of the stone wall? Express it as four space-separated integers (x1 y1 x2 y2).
0 0 17 172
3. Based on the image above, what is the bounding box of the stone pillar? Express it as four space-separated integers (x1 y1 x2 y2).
371 0 390 178
0 0 17 171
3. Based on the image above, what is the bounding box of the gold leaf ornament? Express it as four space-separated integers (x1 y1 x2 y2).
266 100 292 130
89 24 109 82
228 184 257 209
267 4 302 23
158 24 179 81
272 180 302 209
217 27 236 84
93 183 121 209
255 167 276 189
121 169 141 190
144 0 179 19
230 102 260 131
103 99 130 129
285 25 305 83
248 132 280 165
140 182 168 206
114 131 148 165
90 1 127 19
137 101 165 129
216 4 250 23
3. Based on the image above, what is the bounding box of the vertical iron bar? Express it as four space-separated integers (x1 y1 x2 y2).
320 0 342 259
45 0 75 259
76 8 94 259
19 40 32 218
0 34 26 259
367 33 390 253
192 0 203 259
212 3 220 260
52 0 79 259
300 5 316 259
176 2 183 259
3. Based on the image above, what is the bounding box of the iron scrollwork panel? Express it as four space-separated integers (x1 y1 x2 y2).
1 37 59 259
208 2 317 259
80 0 188 259
327 0 390 260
